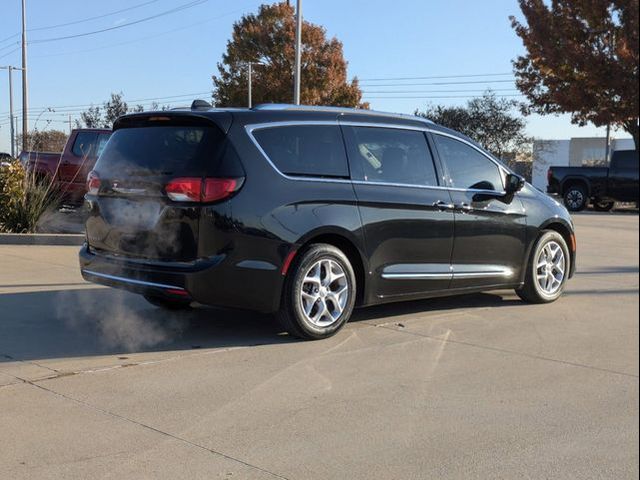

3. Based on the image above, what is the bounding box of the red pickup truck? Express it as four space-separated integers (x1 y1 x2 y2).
19 128 111 203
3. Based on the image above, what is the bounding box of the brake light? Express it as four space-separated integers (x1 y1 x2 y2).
202 178 239 202
87 171 101 195
165 178 202 202
547 168 552 183
165 177 242 203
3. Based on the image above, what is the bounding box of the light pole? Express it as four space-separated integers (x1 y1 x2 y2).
246 61 265 108
293 0 302 105
21 0 29 151
1 65 25 157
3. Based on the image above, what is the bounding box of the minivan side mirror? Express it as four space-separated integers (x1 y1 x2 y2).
505 173 525 194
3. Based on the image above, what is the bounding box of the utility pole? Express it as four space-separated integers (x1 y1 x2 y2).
21 0 29 151
605 123 611 164
246 61 265 109
247 62 252 109
293 0 302 105
1 65 24 157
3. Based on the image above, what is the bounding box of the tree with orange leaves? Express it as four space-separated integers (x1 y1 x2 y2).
212 3 366 109
510 0 639 151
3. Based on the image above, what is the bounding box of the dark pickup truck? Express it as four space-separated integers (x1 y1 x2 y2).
19 128 111 203
547 150 639 211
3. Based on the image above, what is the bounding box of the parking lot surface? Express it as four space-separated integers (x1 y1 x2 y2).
1 213 638 479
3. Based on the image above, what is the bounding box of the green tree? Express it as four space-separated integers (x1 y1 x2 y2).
416 91 532 161
103 92 129 126
76 92 139 128
510 0 639 151
78 105 103 128
212 3 366 108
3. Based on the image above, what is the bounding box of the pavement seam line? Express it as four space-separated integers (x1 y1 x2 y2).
363 322 639 379
6 374 291 480
2 354 61 374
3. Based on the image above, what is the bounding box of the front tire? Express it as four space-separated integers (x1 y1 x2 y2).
516 231 570 304
277 244 356 340
563 185 587 211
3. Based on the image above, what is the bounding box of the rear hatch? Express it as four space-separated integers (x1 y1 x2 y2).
85 114 242 262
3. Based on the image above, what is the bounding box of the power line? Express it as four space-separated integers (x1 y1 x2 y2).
0 0 164 45
0 42 19 53
29 0 163 32
364 94 525 99
30 6 249 59
0 33 19 46
0 47 20 60
0 91 211 117
359 79 516 87
362 88 519 94
359 72 514 81
29 0 208 44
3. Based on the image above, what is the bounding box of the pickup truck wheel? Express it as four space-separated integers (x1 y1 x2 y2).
516 231 570 304
143 294 192 310
563 185 587 211
276 244 356 340
593 199 615 212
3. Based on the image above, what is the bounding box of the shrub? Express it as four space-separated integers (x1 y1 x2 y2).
0 160 58 233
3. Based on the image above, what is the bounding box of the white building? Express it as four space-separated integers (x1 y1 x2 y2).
531 137 635 190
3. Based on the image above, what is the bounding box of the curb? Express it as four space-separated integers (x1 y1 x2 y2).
0 233 85 246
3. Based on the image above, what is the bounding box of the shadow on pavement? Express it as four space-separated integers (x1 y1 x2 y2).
0 287 518 362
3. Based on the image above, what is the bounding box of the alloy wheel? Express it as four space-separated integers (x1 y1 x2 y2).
299 259 349 327
535 240 566 295
566 190 584 210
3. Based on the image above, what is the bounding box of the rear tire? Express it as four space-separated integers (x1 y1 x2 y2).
592 199 614 212
277 244 356 340
516 231 570 304
563 185 587 211
143 294 191 310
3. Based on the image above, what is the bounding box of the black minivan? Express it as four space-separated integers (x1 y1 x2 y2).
80 103 576 339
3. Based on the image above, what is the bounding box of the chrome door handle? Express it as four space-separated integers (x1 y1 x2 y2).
433 200 455 211
455 203 473 213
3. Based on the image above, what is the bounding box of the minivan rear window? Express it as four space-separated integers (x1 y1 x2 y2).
252 125 349 178
96 126 224 176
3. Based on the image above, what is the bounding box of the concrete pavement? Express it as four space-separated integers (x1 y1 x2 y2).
0 213 638 479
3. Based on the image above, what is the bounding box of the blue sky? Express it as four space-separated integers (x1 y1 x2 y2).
0 0 627 153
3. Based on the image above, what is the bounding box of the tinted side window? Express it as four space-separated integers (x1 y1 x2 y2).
72 132 98 157
434 134 503 191
253 125 348 178
344 126 439 186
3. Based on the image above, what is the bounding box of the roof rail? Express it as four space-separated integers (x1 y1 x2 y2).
252 103 433 124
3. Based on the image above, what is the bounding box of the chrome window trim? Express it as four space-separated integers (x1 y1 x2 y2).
244 120 511 195
429 130 509 191
81 269 185 291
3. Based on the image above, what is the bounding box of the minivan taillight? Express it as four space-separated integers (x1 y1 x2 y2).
165 177 243 203
87 171 101 195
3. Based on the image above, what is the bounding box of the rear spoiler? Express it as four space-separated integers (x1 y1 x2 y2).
113 109 233 134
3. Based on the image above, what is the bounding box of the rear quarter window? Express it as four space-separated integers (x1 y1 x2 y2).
252 125 349 178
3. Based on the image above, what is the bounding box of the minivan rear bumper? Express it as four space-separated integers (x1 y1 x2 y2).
79 244 283 313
